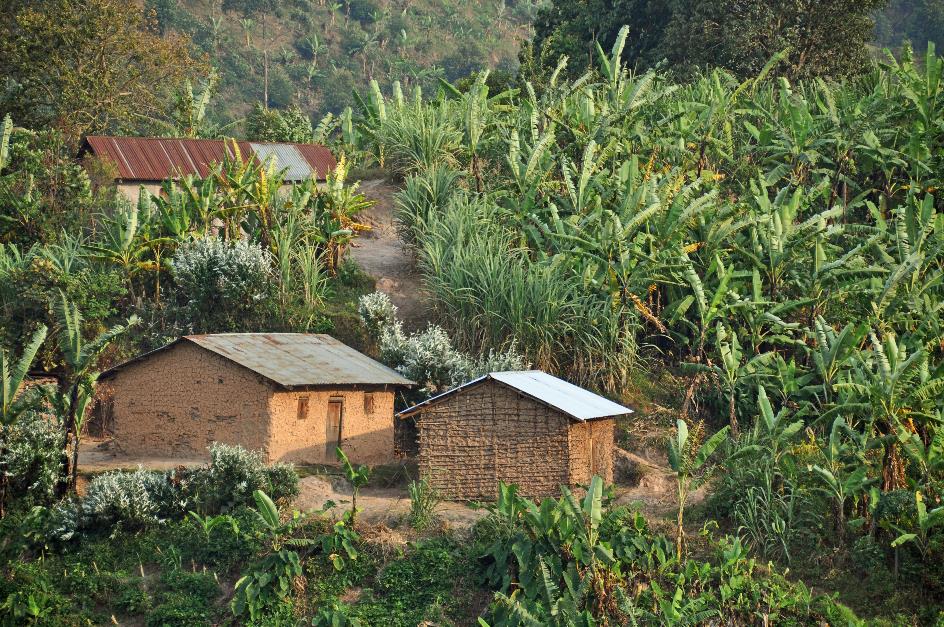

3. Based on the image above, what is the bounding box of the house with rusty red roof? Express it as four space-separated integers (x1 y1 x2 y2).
82 136 337 203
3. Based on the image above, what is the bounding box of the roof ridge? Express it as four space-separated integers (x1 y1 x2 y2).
399 370 632 421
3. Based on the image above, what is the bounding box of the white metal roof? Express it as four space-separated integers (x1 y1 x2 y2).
249 143 314 182
398 370 633 421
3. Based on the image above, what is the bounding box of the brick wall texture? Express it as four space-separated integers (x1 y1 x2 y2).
414 379 615 500
106 341 394 464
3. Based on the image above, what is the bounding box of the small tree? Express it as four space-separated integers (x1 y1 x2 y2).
53 294 137 494
668 419 729 560
336 447 370 526
0 325 48 516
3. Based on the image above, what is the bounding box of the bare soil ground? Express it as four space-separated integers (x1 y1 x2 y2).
349 178 432 332
294 474 487 532
78 436 692 531
78 438 206 473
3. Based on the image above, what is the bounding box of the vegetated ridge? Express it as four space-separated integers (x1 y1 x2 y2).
150 0 537 122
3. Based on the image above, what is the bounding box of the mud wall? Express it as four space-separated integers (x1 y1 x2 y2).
416 380 573 500
267 388 395 464
567 418 615 487
107 342 273 459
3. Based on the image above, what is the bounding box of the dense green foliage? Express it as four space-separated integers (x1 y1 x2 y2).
1 472 866 625
147 0 537 122
352 30 944 621
0 0 200 138
530 0 886 80
876 0 944 51
474 478 858 625
6 2 944 624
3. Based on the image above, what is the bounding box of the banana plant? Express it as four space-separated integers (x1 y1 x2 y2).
0 324 49 518
808 417 873 545
684 323 774 437
53 295 138 494
889 491 944 561
0 325 47 426
336 447 370 525
85 199 172 301
668 420 730 559
810 317 867 407
153 174 222 238
755 385 806 461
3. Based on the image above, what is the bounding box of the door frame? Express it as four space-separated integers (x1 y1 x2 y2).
326 397 344 459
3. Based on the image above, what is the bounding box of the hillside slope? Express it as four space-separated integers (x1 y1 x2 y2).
150 0 535 123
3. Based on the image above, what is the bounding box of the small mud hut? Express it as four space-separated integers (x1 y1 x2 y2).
397 371 633 500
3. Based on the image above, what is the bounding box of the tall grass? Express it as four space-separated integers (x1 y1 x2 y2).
415 193 639 391
395 165 464 243
376 103 462 177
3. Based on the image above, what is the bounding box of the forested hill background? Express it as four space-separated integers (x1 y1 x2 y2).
876 0 944 52
147 0 537 121
147 0 944 128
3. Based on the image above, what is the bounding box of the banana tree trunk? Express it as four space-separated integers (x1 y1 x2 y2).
676 482 686 561
55 383 79 497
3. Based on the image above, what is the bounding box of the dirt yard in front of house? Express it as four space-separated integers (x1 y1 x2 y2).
78 424 694 533
78 437 207 473
294 473 488 531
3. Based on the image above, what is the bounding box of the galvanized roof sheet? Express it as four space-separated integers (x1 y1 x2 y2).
102 334 413 388
398 370 633 421
250 143 314 181
84 136 336 182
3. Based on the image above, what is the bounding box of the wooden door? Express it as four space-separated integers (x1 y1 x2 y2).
326 399 343 459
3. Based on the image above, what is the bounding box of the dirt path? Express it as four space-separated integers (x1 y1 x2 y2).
295 474 486 532
350 179 432 332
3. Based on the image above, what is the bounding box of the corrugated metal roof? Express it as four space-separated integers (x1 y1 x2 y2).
398 370 633 421
84 136 336 182
250 143 314 181
101 334 414 388
84 136 254 181
293 143 337 179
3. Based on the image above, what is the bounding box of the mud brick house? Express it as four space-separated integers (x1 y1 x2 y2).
81 136 337 204
100 334 413 464
397 371 633 500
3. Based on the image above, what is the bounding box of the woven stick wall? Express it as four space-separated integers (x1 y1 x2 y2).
416 379 574 500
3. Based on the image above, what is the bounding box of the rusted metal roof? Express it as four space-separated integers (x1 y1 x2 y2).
101 334 414 388
398 371 633 421
84 136 336 182
293 142 337 179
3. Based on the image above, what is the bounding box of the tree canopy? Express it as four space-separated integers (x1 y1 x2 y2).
0 0 201 139
530 0 888 80
876 0 944 51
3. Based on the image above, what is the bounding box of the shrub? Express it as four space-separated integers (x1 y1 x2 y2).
0 413 60 509
358 291 529 396
183 443 299 513
0 561 77 625
357 291 398 341
170 237 274 333
43 444 297 542
265 462 301 503
80 469 177 530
